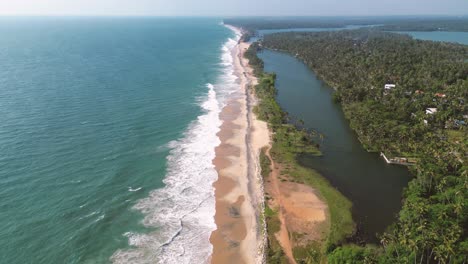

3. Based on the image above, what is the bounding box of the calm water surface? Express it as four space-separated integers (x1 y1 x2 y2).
396 31 468 45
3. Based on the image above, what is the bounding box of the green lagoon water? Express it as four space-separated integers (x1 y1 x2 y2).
0 17 239 263
397 31 468 45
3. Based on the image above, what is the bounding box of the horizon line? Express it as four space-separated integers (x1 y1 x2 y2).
0 14 467 18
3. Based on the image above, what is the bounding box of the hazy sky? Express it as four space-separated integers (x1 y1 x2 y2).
0 0 467 16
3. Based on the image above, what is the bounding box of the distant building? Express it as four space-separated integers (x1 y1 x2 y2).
384 84 396 90
426 108 438 115
383 84 395 95
423 119 428 125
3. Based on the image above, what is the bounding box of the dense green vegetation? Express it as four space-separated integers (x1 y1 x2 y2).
328 244 382 264
225 17 351 31
377 18 468 32
264 204 286 263
261 30 467 263
246 42 354 263
263 30 467 154
225 17 468 33
259 147 272 179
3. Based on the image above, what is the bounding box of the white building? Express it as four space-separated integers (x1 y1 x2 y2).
426 108 438 115
384 84 396 90
383 84 396 95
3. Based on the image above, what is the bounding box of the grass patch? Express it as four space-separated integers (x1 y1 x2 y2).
293 242 323 264
447 129 466 144
270 131 354 257
260 147 272 179
265 205 288 263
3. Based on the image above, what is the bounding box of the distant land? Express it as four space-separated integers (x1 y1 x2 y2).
224 16 468 32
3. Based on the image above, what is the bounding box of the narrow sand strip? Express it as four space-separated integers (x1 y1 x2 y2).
210 34 270 263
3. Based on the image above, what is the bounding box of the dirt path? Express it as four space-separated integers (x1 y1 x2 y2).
263 145 328 264
264 146 297 264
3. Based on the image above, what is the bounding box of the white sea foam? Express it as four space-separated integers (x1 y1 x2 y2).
79 210 99 220
111 27 241 264
94 214 105 223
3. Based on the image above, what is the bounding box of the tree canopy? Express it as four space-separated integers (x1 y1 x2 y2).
260 30 467 263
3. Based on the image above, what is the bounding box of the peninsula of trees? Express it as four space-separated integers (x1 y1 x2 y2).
225 17 468 33
261 29 467 263
239 25 467 263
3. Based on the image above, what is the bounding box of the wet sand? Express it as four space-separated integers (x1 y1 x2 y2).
210 27 329 264
210 32 270 264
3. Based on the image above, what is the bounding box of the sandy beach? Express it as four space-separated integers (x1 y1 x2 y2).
210 26 327 264
210 29 270 264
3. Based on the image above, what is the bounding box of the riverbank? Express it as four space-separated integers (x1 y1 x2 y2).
243 41 355 262
256 48 412 243
209 27 269 264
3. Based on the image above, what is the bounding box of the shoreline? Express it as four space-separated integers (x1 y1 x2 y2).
238 34 354 263
209 26 270 263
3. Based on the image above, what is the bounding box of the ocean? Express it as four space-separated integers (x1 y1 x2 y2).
0 17 240 263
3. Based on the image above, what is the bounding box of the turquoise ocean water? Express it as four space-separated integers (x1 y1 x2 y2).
0 17 239 263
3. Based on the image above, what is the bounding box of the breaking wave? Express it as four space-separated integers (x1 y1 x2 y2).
111 26 241 264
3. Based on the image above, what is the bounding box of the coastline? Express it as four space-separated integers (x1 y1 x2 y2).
238 35 355 263
209 26 270 263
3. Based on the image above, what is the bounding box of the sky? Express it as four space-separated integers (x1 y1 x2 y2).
0 0 467 16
